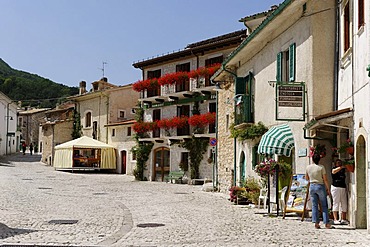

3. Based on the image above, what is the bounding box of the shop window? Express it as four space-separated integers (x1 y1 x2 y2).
85 112 92 127
358 0 364 29
276 43 296 82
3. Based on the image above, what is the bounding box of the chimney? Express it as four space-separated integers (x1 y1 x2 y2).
79 81 87 95
101 77 108 82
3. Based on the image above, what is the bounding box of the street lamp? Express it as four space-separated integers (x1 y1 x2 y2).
5 102 14 155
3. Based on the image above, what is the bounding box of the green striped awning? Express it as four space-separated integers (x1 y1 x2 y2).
258 124 295 157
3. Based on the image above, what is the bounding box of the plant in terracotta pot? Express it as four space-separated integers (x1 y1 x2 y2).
338 139 354 155
344 159 355 172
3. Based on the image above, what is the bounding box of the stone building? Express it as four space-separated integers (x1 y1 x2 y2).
18 107 50 150
132 29 246 183
70 78 139 174
39 103 75 165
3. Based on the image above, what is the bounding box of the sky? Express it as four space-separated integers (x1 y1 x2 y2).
1 0 283 88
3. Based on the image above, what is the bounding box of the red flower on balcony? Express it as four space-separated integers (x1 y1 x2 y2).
132 78 159 92
158 71 189 86
133 121 157 133
170 116 189 129
188 112 216 127
188 64 221 78
156 116 189 129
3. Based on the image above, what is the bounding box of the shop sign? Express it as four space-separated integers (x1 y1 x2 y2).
275 82 305 121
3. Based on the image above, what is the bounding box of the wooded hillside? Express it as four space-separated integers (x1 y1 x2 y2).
0 58 78 108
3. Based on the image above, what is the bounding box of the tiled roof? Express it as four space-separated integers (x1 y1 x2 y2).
238 4 280 22
132 29 246 68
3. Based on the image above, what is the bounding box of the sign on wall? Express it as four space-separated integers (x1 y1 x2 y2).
275 82 305 121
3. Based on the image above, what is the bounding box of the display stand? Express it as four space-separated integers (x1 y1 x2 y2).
283 174 310 220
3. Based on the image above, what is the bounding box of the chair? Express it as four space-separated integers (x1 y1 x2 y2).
279 186 288 214
258 188 268 209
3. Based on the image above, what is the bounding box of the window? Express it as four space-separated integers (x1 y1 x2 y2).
344 2 350 52
176 62 190 72
119 110 125 119
180 152 189 170
85 112 92 127
127 127 132 136
226 114 229 131
176 62 190 92
276 43 296 82
153 109 161 138
235 73 255 124
358 0 364 29
205 55 223 66
112 129 115 137
147 69 161 97
132 151 136 161
209 103 216 133
147 69 161 79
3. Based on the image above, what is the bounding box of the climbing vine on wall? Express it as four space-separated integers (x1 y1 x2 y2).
132 103 153 180
72 109 82 139
180 137 209 179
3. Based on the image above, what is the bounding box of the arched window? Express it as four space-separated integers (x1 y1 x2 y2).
85 112 92 127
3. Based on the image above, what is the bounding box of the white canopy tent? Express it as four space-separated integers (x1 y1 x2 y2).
53 136 117 170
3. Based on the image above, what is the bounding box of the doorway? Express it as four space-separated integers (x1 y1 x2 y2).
121 150 127 174
239 151 246 184
153 147 170 182
356 135 367 229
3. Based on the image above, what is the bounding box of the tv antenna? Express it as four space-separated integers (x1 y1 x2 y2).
99 61 108 77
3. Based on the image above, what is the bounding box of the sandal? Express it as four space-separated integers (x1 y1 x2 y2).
325 224 333 229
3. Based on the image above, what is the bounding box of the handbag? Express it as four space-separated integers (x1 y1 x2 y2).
327 195 332 209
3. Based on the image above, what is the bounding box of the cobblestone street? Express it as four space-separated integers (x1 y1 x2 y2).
1 153 370 247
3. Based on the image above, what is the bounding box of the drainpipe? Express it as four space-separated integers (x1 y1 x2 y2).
333 0 340 110
5 102 10 155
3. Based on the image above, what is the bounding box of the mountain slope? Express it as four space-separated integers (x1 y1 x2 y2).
0 58 78 108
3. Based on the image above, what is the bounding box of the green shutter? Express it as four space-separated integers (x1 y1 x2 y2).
235 77 246 94
289 43 296 82
252 145 258 169
276 52 282 82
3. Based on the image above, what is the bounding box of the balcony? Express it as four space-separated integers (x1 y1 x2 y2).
234 94 254 126
133 64 221 103
134 113 216 141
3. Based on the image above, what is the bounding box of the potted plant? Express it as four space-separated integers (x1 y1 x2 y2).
309 144 326 158
338 139 354 155
344 159 355 172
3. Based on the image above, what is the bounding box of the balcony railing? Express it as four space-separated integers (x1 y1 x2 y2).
235 95 254 125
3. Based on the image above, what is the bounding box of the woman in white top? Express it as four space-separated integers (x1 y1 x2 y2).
305 152 331 229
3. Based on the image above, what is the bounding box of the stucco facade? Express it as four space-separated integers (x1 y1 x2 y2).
72 79 139 174
0 92 19 156
214 0 336 192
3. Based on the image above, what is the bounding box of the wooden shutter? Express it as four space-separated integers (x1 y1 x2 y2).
276 52 282 82
235 77 246 94
289 43 296 82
